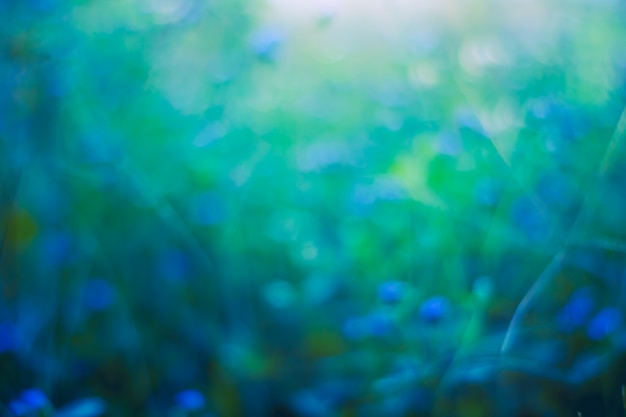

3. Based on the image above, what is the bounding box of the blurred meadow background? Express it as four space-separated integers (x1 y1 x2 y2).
2 0 626 415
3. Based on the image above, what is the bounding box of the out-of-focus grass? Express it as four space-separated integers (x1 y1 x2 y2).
2 0 626 416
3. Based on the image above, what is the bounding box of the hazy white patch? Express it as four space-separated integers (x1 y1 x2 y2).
146 0 193 24
408 62 440 89
459 38 511 76
479 100 522 135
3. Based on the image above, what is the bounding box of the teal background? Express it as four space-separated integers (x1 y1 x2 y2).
2 0 626 415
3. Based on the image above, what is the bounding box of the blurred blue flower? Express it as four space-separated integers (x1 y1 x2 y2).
8 400 30 416
377 281 405 304
587 307 622 340
557 287 594 332
175 389 205 410
0 322 15 353
250 28 283 60
419 296 450 324
8 389 49 416
83 279 116 311
20 389 48 408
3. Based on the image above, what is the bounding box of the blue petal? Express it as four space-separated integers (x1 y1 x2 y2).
557 287 594 331
20 388 48 408
587 307 622 340
377 281 405 303
0 322 15 353
419 296 450 323
175 389 205 410
9 400 31 416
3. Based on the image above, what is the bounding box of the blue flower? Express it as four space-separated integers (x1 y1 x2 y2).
377 281 405 304
0 322 15 353
557 287 594 331
419 296 450 324
20 389 48 408
8 389 49 416
8 400 30 416
587 307 622 341
175 389 205 410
